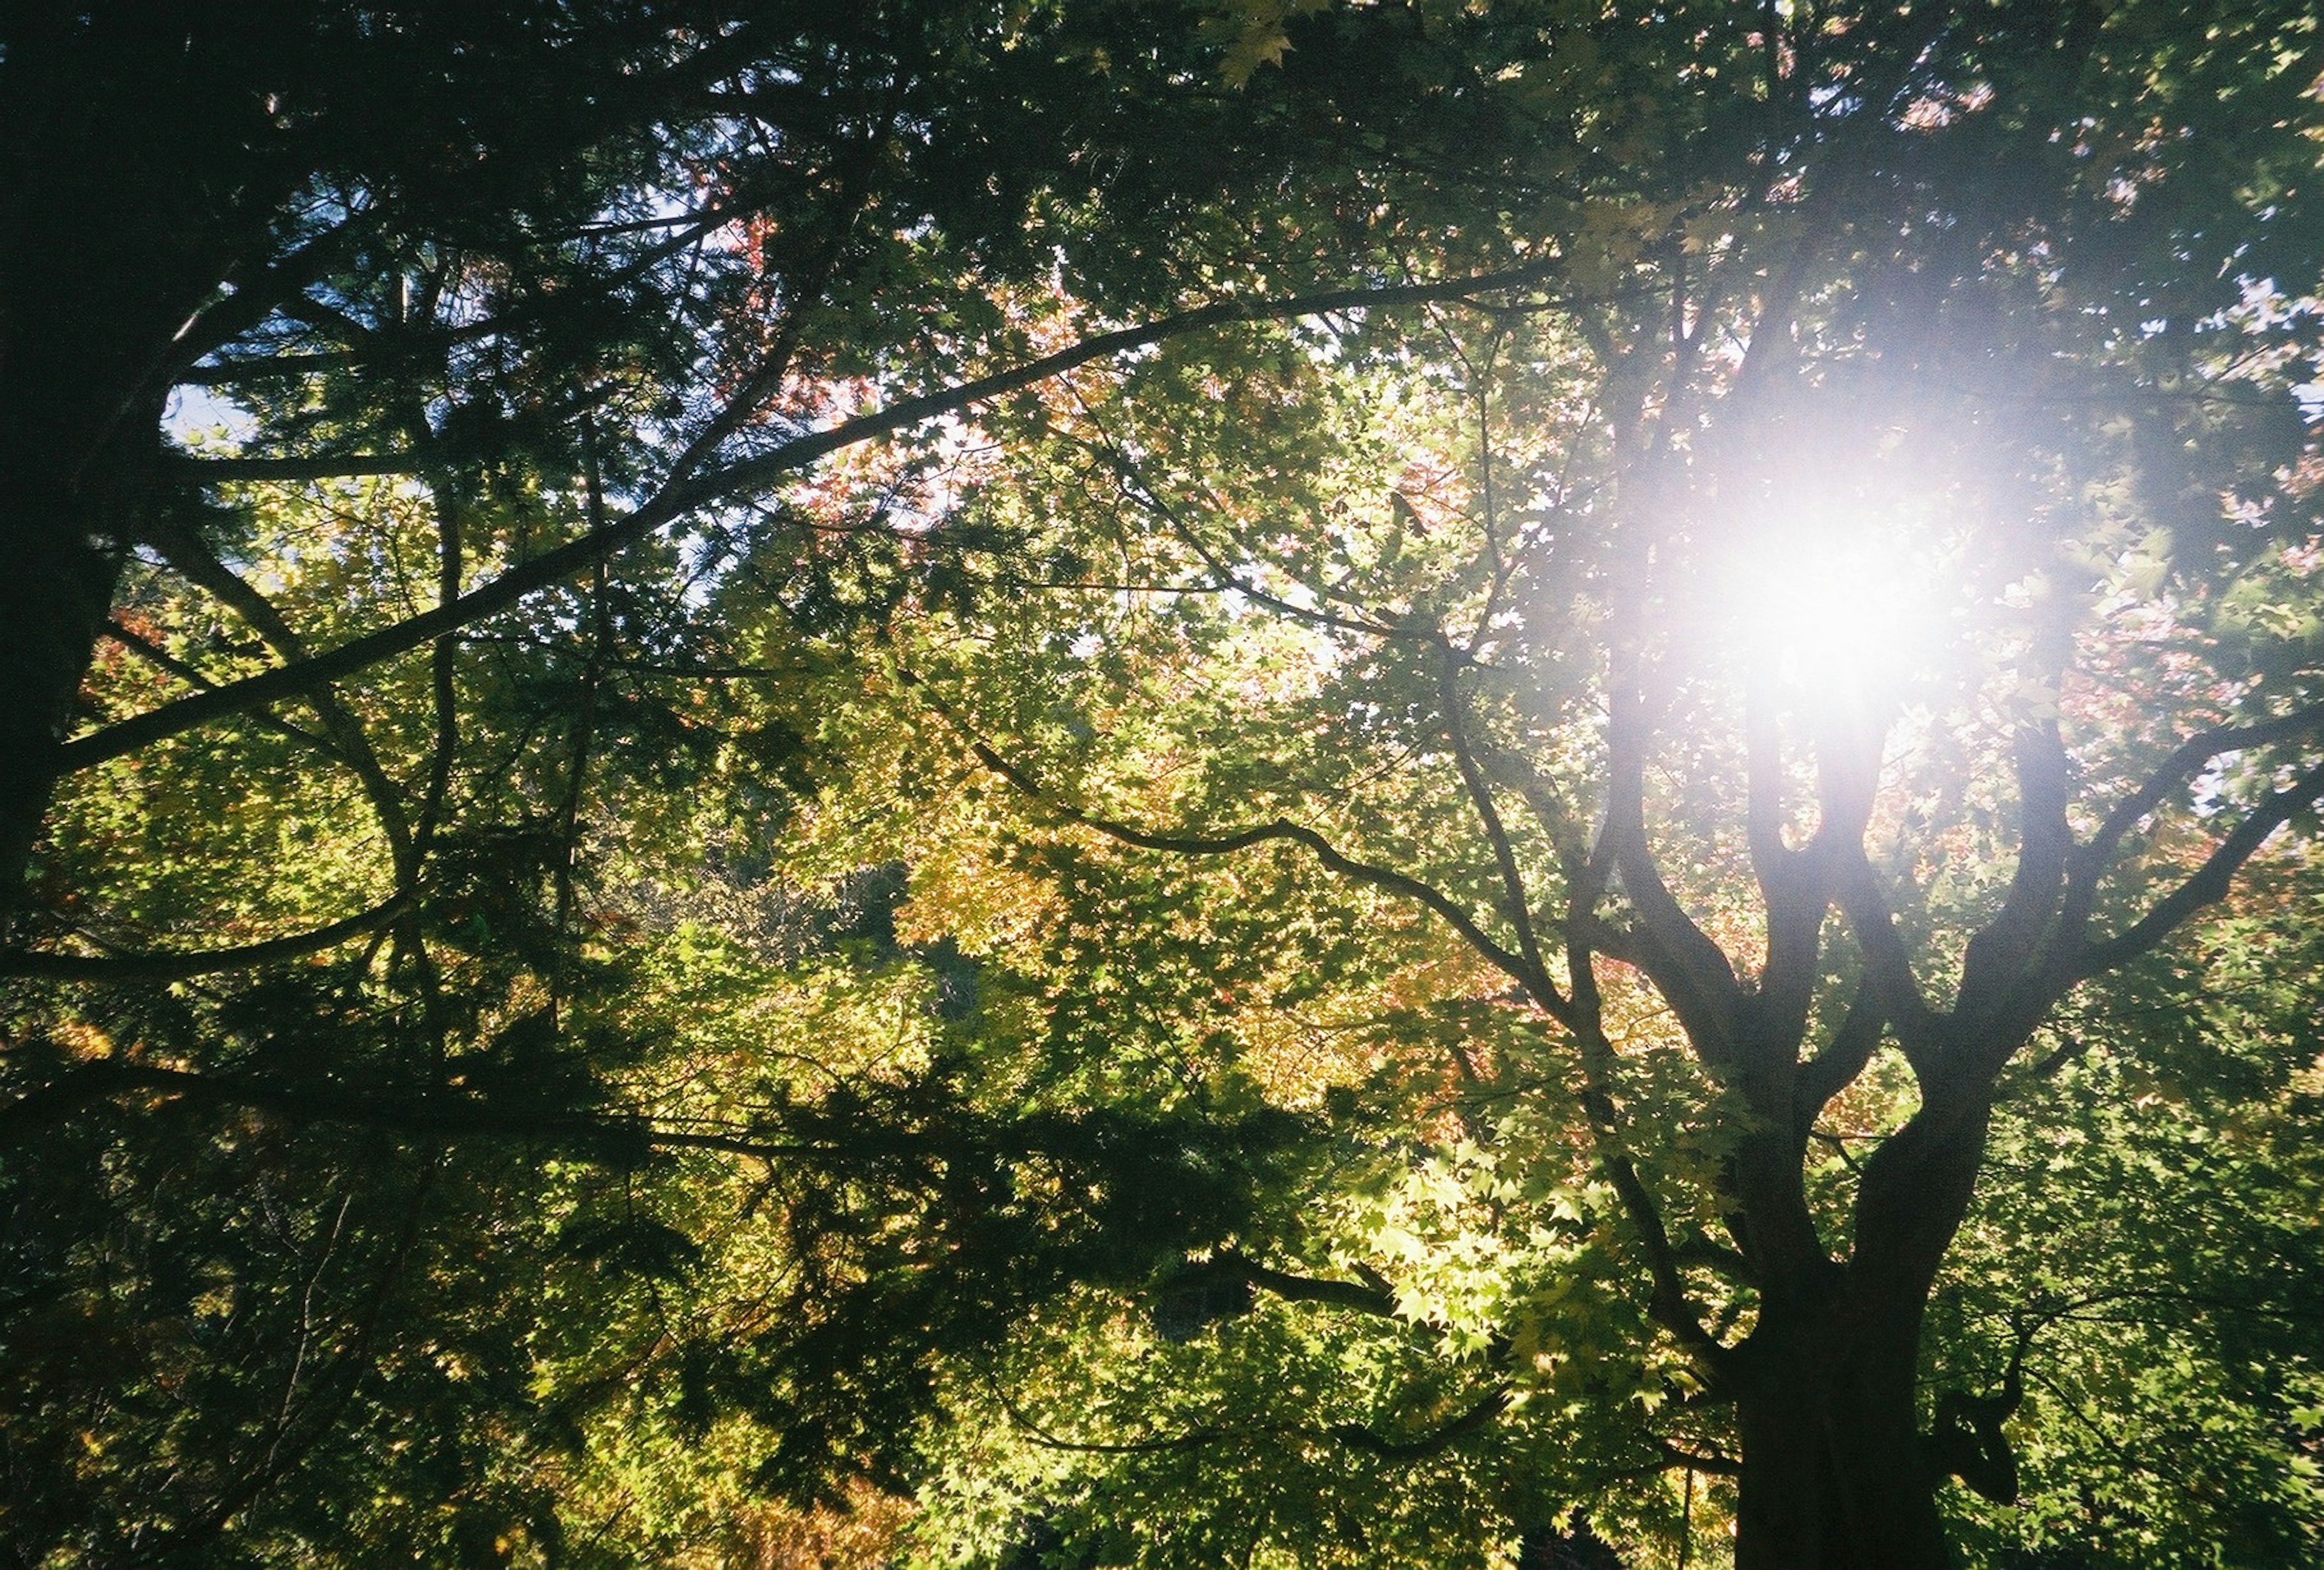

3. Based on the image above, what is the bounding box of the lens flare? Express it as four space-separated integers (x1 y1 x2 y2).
1715 481 1957 715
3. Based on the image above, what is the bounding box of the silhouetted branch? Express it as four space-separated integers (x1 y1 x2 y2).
2072 755 2324 981
1212 1249 1399 1317
1326 1385 1511 1460
1659 1442 1743 1477
65 261 1609 770
998 1392 1252 1454
0 892 412 981
138 517 418 878
1437 648 1570 1019
2056 703 2324 947
1833 850 1943 1072
912 673 1540 988
0 1060 633 1149
174 351 363 385
169 450 432 483
1959 719 2070 1011
1796 980 1886 1138
1595 678 1741 1065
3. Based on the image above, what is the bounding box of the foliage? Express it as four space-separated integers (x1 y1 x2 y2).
3 2 2322 1569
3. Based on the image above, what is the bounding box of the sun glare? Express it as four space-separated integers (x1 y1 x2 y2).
1716 482 1956 713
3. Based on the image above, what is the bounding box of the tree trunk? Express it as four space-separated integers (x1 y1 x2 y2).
0 281 169 918
1 5 290 916
1726 1088 1998 1569
1731 1295 1951 1570
0 507 121 915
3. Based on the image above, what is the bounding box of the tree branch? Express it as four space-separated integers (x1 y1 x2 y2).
0 892 412 981
2072 755 2324 982
103 617 329 752
1561 835 1727 1373
1596 676 1741 1063
910 674 1542 990
1564 1012 1732 1374
0 1060 643 1151
136 517 418 878
1743 659 1794 885
1738 669 1836 1078
1793 979 1886 1135
1437 648 1569 1019
1959 718 2070 1016
1833 848 1943 1072
1211 1248 1399 1317
168 450 432 484
174 351 361 385
1325 1384 1511 1461
1659 1441 1744 1477
64 261 1598 772
2057 702 2324 942
0 1059 968 1169
997 1390 1252 1455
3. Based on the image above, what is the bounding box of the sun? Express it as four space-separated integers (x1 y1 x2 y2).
1713 476 1958 715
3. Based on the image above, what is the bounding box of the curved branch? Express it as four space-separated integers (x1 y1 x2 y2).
103 617 329 751
2072 755 2324 982
2057 703 2324 945
0 892 412 981
1659 1442 1744 1477
1833 848 1943 1073
1165 514 1411 645
1082 436 1415 643
0 1060 903 1168
1590 1094 1732 1373
913 675 1541 990
1959 718 2070 1014
1595 677 1741 1062
1436 648 1570 1019
0 1060 644 1152
1561 862 1725 1372
174 351 361 386
1326 1384 1511 1461
64 261 1598 772
1211 1249 1398 1317
136 518 418 878
168 450 430 484
1743 659 1793 884
996 1387 1257 1455
996 1384 1511 1468
1794 979 1885 1140
1675 1237 1759 1285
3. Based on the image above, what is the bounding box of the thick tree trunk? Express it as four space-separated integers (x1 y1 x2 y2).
1731 1296 1951 1570
0 258 153 918
0 506 122 915
1725 1087 1998 1570
0 292 166 918
2 5 287 917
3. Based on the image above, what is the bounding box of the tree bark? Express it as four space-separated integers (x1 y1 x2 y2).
1732 1296 1952 1570
0 5 283 915
0 506 121 915
1726 1087 1997 1569
0 243 176 918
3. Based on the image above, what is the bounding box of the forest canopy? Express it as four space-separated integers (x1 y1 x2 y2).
2 3 2322 1569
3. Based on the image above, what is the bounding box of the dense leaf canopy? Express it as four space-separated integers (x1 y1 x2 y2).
2 3 2321 1568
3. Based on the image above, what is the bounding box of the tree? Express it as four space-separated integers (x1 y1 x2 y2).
852 4 2324 1566
4 2 2322 1568
1 2 1574 1561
